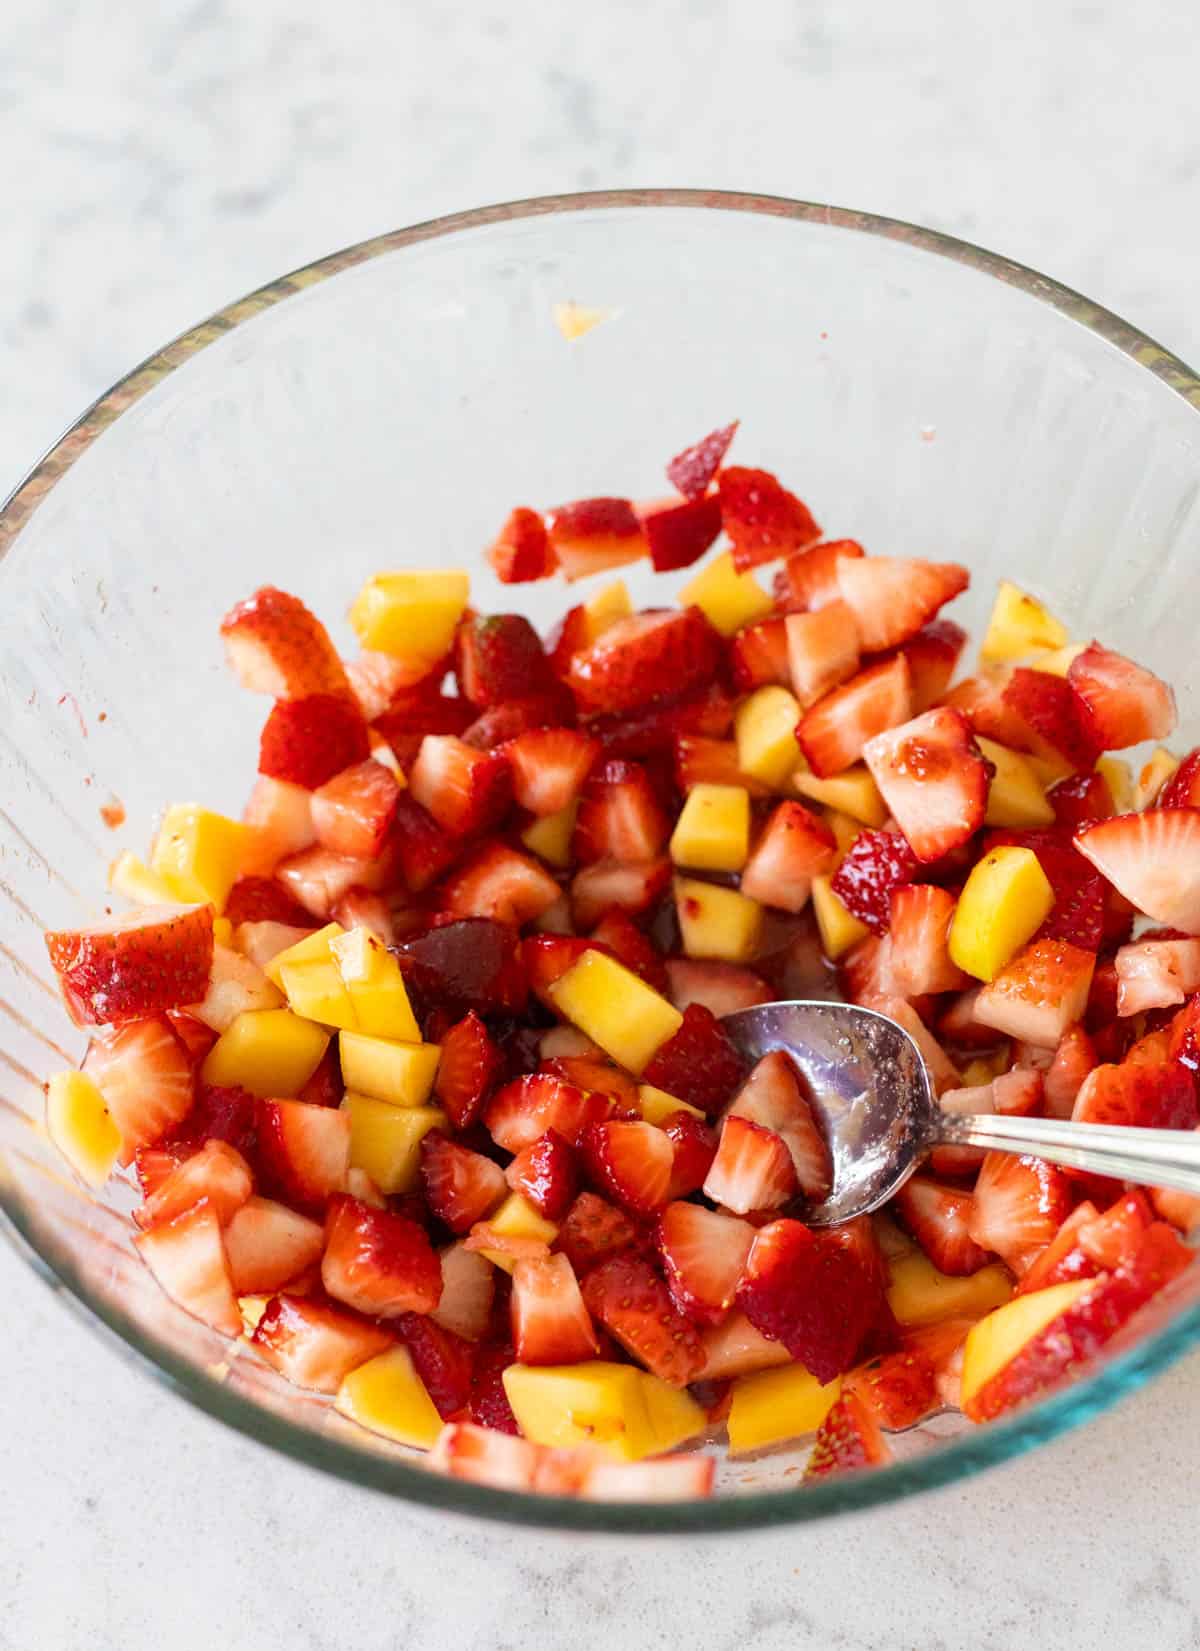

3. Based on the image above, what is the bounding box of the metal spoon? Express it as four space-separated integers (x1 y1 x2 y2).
722 999 1200 1227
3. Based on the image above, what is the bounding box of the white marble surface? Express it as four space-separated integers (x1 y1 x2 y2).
4 1 1200 1645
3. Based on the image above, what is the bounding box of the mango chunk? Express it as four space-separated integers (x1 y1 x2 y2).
977 737 1055 829
348 571 469 664
201 1009 329 1097
812 875 870 959
979 581 1069 662
339 1031 441 1108
503 1362 705 1460
636 1372 709 1453
823 810 865 864
583 579 633 641
791 764 888 826
279 956 358 1030
674 877 763 963
1029 643 1087 678
329 928 420 1041
476 1192 559 1272
727 1363 842 1454
960 1278 1094 1414
734 686 805 789
108 851 179 907
948 846 1054 982
45 1070 121 1187
679 550 774 637
887 1252 1014 1327
636 1083 706 1125
151 804 248 912
341 1094 447 1194
264 923 345 990
669 783 751 873
335 1345 443 1449
1133 746 1179 810
1096 756 1134 813
548 950 682 1075
521 802 579 869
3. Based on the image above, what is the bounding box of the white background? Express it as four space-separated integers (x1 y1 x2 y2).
3 2 1200 1645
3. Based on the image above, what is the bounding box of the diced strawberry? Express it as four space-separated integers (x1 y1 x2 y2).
46 904 214 1028
836 557 969 652
484 1073 612 1152
773 539 865 613
727 1050 832 1202
546 497 647 581
542 1056 640 1110
741 800 837 914
524 935 605 1007
465 695 581 754
409 735 512 836
572 759 671 864
386 794 459 893
505 727 599 818
876 997 962 1096
1159 751 1200 809
135 1144 187 1200
1075 810 1200 934
222 877 312 929
1150 1156 1200 1235
1041 1024 1097 1119
1072 1060 1197 1130
83 1017 195 1163
1066 642 1176 751
577 1455 716 1503
567 609 724 715
310 760 402 859
134 1198 241 1336
555 1191 644 1275
863 707 989 863
659 1112 716 1200
889 619 968 714
640 493 723 572
330 888 396 945
1015 1200 1101 1295
656 1200 754 1326
673 735 770 797
847 1347 939 1431
273 846 376 921
1076 1188 1154 1269
581 1253 704 1385
642 1002 746 1115
222 1196 325 1294
696 1310 793 1380
455 612 557 709
797 655 913 778
830 829 918 935
663 958 771 1018
167 1080 258 1161
1114 938 1200 1016
729 617 792 693
347 650 452 722
840 935 901 1009
703 1114 797 1214
589 909 669 991
737 1218 882 1384
785 602 861 708
1001 669 1099 771
545 603 591 677
511 1252 599 1365
937 986 1005 1050
251 1294 395 1392
804 1390 891 1478
373 688 473 767
888 885 967 995
220 586 351 700
1048 770 1116 832
966 1152 1074 1272
986 827 1108 954
666 421 739 499
240 775 319 876
397 918 528 1016
717 465 821 571
441 842 561 927
430 1421 542 1490
505 1129 579 1220
589 680 734 758
256 1099 350 1216
583 1119 674 1215
430 1241 496 1343
419 1131 507 1232
135 1138 253 1230
258 694 372 791
322 1194 442 1317
974 939 1097 1048
894 1174 990 1275
487 507 556 584
468 1343 520 1433
570 857 672 928
389 1313 475 1419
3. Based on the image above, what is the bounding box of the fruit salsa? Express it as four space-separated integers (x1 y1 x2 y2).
41 421 1200 1502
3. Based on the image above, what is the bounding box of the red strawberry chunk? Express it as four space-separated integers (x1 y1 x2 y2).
487 507 556 584
511 1252 599 1365
729 617 791 693
390 1312 475 1418
1075 809 1200 935
1048 770 1116 832
988 826 1108 953
469 1344 521 1434
546 497 647 581
773 539 865 612
275 846 382 921
831 830 918 936
484 1073 613 1152
570 857 672 929
543 1055 640 1110
740 800 837 914
894 1174 991 1275
889 619 968 714
966 1152 1073 1273
222 1196 325 1295
1015 1200 1101 1295
588 680 734 758
663 958 772 1018
220 585 351 700
581 1253 704 1385
252 1294 395 1392
1001 669 1099 770
737 1218 882 1384
223 877 313 928
136 1138 253 1230
409 735 512 836
134 1198 242 1337
441 842 561 927
524 935 607 1007
836 557 969 652
506 727 599 816
83 1017 196 1163
703 1114 797 1214
322 1194 442 1317
373 688 472 766
1159 750 1200 809
398 918 528 1016
863 707 990 863
583 1119 674 1216
573 758 671 864
589 909 669 991
1077 1189 1155 1269
666 420 739 499
1114 938 1200 1016
662 1111 719 1200
974 939 1097 1048
46 904 214 1028
888 885 967 995
656 1200 754 1326
455 613 556 709
167 1079 258 1159
797 654 913 778
256 1099 350 1216
258 694 372 790
463 689 577 750
1067 642 1176 751
785 601 862 708
641 1002 745 1115
567 608 724 716
717 465 821 571
311 760 402 859
555 1191 644 1274
347 649 453 722
388 794 461 892
505 1129 579 1220
1043 1024 1098 1119
847 1347 939 1432
1072 1060 1198 1130
727 1050 832 1202
420 1131 507 1232
640 493 723 572
805 1390 892 1477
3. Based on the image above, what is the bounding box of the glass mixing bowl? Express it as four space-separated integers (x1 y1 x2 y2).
3 190 1199 1533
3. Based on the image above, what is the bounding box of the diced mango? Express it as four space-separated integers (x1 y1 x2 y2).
887 1252 1014 1327
948 846 1055 982
824 809 865 864
521 802 579 869
962 1051 1010 1085
502 1363 650 1460
669 783 751 873
348 571 469 664
107 851 179 907
636 1083 706 1125
239 1294 271 1336
201 1009 330 1097
1096 756 1134 813
977 737 1055 829
476 1192 560 1272
263 923 345 989
1025 750 1074 788
1029 643 1087 678
553 301 611 342
674 877 764 963
45 1070 121 1187
548 950 682 1075
727 1363 843 1454
635 1373 708 1453
1133 746 1180 810
960 1278 1094 1412
792 764 888 826
679 550 774 637
339 1031 441 1107
279 957 358 1030
734 686 805 789
329 928 420 1041
979 581 1069 662
212 916 234 948
583 579 633 641
151 804 248 912
812 875 870 959
341 1093 447 1194
335 1345 443 1449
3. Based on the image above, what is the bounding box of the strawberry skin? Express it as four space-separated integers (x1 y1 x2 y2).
487 507 556 584
741 801 837 914
966 1152 1073 1273
662 1111 719 1200
555 1191 644 1275
409 735 512 837
796 654 913 778
774 539 865 612
321 1194 443 1318
1159 750 1200 809
456 613 556 708
566 609 725 715
888 885 967 996
1071 1061 1198 1130
729 618 792 693
258 694 372 791
863 707 990 863
1066 642 1176 751
252 1294 395 1393
433 1011 503 1131
223 877 314 928
831 830 918 935
717 465 822 571
395 1313 476 1417
505 1129 579 1220
581 1252 704 1385
373 688 472 766
737 1218 882 1384
311 759 402 859
641 1002 746 1115
546 497 647 581
1075 809 1200 935
641 493 723 572
441 841 561 927
1002 668 1098 771
419 1130 507 1233
666 420 739 499
656 1200 754 1325
221 585 351 700
134 1198 242 1336
804 1390 891 1478
847 1348 939 1432
46 903 215 1027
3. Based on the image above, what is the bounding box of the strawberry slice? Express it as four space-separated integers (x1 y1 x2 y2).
135 1138 253 1230
836 557 969 652
487 507 556 584
555 1191 644 1274
697 1310 794 1380
581 1253 704 1385
1048 770 1116 832
429 1241 496 1343
46 904 214 1028
966 1152 1074 1272
398 918 528 1015
461 689 575 750
468 1343 520 1433
484 1073 612 1152
796 654 913 778
426 1014 498 1134
167 1079 258 1159
322 1194 442 1317
544 1056 640 1110
389 794 463 892
83 1017 195 1163
223 877 314 928
419 1131 507 1232
656 1200 754 1325
256 1099 350 1216
430 1422 542 1490
506 727 599 816
1015 1200 1101 1295
395 1312 476 1417
674 734 771 797
220 585 351 700
329 888 395 944
839 935 900 1009
830 829 918 935
275 845 382 921
641 1002 745 1115
727 1050 833 1201
258 694 372 790
1074 810 1200 934
408 735 512 836
310 759 402 858
741 800 837 915
888 885 968 995
546 497 647 581
442 842 561 927
570 857 672 928
251 1294 395 1392
577 1456 716 1502
583 1119 674 1215
567 608 724 715
640 493 723 572
347 649 453 721
662 1111 719 1199
589 680 734 758
1077 1189 1155 1269
663 958 771 1017
773 539 865 612
863 707 990 863
974 938 1096 1048
589 909 669 991
717 466 821 571
729 617 792 693
1114 938 1200 1016
134 1198 242 1336
373 688 472 767
455 613 556 709
1066 642 1176 750
666 420 739 499
505 1129 579 1220
511 1252 599 1365
785 602 861 707
804 1390 891 1478
1071 1061 1197 1130
1001 669 1099 771
1042 1024 1098 1119
702 1114 797 1214
737 1218 882 1384
889 619 968 714
847 1347 939 1431
1159 751 1200 809
573 758 672 864
893 1174 991 1275
222 1196 325 1294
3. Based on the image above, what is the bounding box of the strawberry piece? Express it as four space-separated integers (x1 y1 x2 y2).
666 420 739 499
135 1145 187 1200
419 1131 507 1232
737 1219 882 1383
589 909 669 991
656 1200 754 1325
863 707 989 863
373 688 472 766
1042 1024 1098 1119
729 617 792 693
696 1310 794 1380
165 1008 220 1064
135 1138 253 1230
506 727 599 817
703 1114 797 1214
583 1119 674 1215
1075 810 1200 934
430 1422 543 1490
889 619 968 714
1114 938 1200 1016
391 1313 475 1418
455 613 556 709
573 758 671 864
251 1294 395 1392
1048 770 1116 832
555 1191 644 1275
876 997 962 1096
662 1111 718 1199
543 1056 639 1110
46 904 214 1028
310 760 402 859
398 918 527 1015
322 1194 442 1317
1015 1201 1101 1295
567 609 724 716
640 493 723 572
347 650 452 721
389 794 462 892
468 1344 520 1434
797 655 913 778
577 1455 716 1502
847 1347 939 1431
673 734 770 797
727 1050 833 1201
408 735 512 836
223 877 313 928
805 1390 892 1477
441 842 561 927
663 958 771 1017
1066 642 1176 751
274 846 380 921
545 603 591 676
258 694 372 790
134 1198 241 1336
546 497 647 581
570 857 672 929
256 1099 350 1216
511 1252 599 1365
1072 1061 1197 1130
220 586 351 700
484 1073 612 1152
1159 751 1200 809
1077 1189 1154 1269
966 1152 1074 1272
836 557 969 652
581 1253 704 1385
717 465 821 572
988 827 1108 953
641 1002 745 1115
1001 669 1099 770
785 602 862 708
505 1129 579 1220
167 1080 258 1159
894 1174 990 1275
433 1011 503 1132
974 938 1097 1048
222 1196 325 1294
329 888 395 944
831 830 918 935
431 1242 496 1343
888 885 967 995
741 800 837 914
487 507 556 584
589 680 734 758
83 1017 195 1163
524 935 606 1007
773 539 865 613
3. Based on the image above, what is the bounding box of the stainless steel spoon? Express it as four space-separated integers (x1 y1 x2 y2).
722 999 1200 1227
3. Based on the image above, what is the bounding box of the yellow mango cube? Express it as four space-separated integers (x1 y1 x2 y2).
341 1094 447 1193
727 1364 842 1454
151 804 248 912
887 1252 1014 1327
279 957 358 1030
108 851 179 907
1096 756 1134 813
548 950 682 1075
339 1031 441 1108
583 579 633 641
553 301 611 342
962 1051 1010 1085
977 737 1055 829
679 550 774 636
669 783 751 872
959 1279 1093 1414
329 928 420 1041
503 1362 657 1460
638 1372 708 1452
45 1070 121 1187
636 1083 706 1125
791 764 888 826
734 686 804 789
1133 746 1179 810
979 581 1069 662
674 876 764 963
476 1191 560 1272
201 1009 329 1096
521 802 579 869
239 1294 271 1337
811 875 870 959
948 846 1055 982
348 571 469 664
264 923 345 990
212 916 234 948
335 1345 443 1449
1030 643 1087 677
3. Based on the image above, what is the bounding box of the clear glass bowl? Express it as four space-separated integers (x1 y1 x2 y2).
3 189 1200 1532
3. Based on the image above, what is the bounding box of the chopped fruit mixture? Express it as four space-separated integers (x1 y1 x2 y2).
42 423 1199 1504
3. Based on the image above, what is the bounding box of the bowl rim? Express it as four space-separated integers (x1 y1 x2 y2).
4 187 1200 1532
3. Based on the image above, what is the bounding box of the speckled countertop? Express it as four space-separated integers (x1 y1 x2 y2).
3 2 1200 1645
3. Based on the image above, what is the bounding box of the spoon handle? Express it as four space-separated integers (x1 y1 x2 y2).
936 1111 1200 1198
